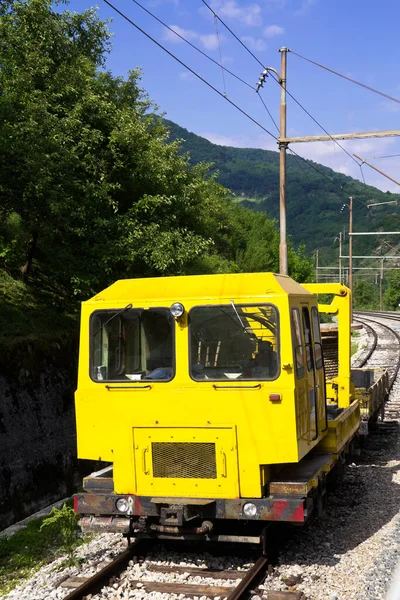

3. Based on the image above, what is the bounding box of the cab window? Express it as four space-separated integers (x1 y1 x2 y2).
311 306 323 370
302 307 314 371
90 308 174 382
189 304 279 381
291 308 304 379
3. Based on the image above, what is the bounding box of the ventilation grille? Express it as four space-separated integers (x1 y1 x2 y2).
151 442 217 479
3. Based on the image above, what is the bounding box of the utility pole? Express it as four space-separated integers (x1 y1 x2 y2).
349 196 353 304
380 258 384 311
315 249 319 282
279 47 288 275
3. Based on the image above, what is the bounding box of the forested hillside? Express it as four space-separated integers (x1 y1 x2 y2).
164 120 400 260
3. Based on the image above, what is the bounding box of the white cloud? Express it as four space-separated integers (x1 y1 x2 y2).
295 0 319 15
380 100 400 114
293 138 400 192
264 24 284 37
163 25 197 43
211 1 263 27
198 33 220 50
179 71 195 81
240 36 266 52
201 131 277 151
163 25 223 51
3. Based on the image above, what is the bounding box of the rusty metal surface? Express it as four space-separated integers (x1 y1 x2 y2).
76 493 307 524
78 516 130 533
63 539 149 600
269 453 333 496
149 520 213 535
227 555 269 600
146 564 244 580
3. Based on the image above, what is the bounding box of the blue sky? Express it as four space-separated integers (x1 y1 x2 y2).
66 0 400 193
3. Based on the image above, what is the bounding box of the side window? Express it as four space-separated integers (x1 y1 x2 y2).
291 308 304 379
311 306 323 370
302 307 314 372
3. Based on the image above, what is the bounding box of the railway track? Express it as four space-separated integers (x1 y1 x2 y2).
354 310 400 419
61 539 304 600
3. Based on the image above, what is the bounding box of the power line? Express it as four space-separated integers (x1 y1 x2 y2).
128 0 254 90
267 70 361 167
103 0 278 140
104 0 358 202
200 0 265 68
200 1 362 171
290 49 400 106
373 153 400 159
213 14 227 96
257 93 279 132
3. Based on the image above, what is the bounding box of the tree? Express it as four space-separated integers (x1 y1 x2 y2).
383 272 400 310
0 0 313 302
353 279 379 310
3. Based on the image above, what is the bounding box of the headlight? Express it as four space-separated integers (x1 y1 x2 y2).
170 302 185 317
243 502 257 518
116 498 129 513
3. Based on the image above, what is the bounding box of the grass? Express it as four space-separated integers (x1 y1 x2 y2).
0 502 86 596
0 270 77 344
351 331 360 356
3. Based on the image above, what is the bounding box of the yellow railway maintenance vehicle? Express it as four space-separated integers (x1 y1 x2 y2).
74 274 363 544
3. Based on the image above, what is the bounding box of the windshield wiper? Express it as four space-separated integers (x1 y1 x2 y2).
92 303 133 337
229 299 258 341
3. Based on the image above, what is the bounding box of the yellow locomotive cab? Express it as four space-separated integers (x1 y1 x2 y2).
74 273 360 542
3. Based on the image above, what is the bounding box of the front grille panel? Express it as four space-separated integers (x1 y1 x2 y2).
151 442 217 479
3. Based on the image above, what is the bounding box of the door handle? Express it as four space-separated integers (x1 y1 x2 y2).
142 448 150 475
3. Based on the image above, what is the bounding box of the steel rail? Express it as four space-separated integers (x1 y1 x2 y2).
353 312 400 391
63 539 149 600
353 318 378 367
61 540 298 600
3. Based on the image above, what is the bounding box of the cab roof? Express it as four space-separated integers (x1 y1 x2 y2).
85 273 313 306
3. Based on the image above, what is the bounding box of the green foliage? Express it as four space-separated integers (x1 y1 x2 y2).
383 271 400 310
353 279 379 310
40 503 81 565
0 502 83 594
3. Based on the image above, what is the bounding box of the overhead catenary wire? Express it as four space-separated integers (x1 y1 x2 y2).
104 0 358 202
103 0 277 140
213 14 227 96
267 70 361 167
128 0 255 89
257 93 279 132
200 0 363 174
200 0 265 68
290 49 400 106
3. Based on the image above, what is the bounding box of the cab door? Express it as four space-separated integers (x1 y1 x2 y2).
301 306 318 441
311 306 327 433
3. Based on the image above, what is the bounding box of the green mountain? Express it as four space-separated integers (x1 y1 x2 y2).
164 119 400 264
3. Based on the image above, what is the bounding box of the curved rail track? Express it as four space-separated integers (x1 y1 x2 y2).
61 539 303 600
354 310 400 418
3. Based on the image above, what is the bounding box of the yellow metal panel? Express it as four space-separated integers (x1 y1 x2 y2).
301 283 352 409
317 402 360 454
133 427 239 498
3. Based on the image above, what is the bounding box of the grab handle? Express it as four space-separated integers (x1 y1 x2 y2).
142 448 150 475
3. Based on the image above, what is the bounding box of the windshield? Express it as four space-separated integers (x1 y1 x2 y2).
190 304 279 381
90 308 174 382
